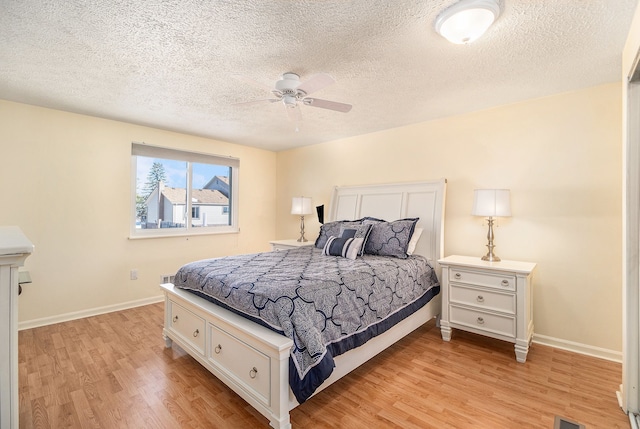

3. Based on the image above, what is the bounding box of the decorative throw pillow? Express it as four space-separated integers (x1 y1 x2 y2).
314 219 363 249
363 218 419 259
322 236 365 260
339 224 373 255
406 227 423 256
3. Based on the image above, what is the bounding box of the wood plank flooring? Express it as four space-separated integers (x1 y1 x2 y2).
18 303 628 428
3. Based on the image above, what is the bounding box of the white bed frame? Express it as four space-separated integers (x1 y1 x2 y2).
160 179 446 429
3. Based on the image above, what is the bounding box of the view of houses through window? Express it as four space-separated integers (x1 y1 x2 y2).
131 143 239 236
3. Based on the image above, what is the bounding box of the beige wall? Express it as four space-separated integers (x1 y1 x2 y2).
0 82 623 351
0 100 277 323
277 83 623 352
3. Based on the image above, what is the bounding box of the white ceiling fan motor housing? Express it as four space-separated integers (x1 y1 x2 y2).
275 73 305 108
275 73 301 91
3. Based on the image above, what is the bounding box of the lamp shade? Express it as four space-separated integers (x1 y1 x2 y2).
291 197 313 215
435 0 500 44
472 189 511 217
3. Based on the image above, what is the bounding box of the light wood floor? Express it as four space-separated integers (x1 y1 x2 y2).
18 303 628 428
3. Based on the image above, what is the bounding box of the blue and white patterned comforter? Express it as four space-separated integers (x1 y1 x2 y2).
174 246 440 403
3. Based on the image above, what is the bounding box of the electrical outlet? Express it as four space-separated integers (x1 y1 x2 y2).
160 274 175 284
130 269 138 280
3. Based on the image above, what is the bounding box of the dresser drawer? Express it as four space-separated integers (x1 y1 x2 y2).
208 324 271 406
449 268 516 291
450 305 516 338
449 284 516 314
168 300 206 355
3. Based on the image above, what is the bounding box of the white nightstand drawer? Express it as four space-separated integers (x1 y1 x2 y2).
208 324 271 406
450 268 516 291
449 284 516 314
450 305 516 338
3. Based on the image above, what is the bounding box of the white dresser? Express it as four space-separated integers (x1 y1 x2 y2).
0 227 34 429
269 239 314 252
438 255 536 362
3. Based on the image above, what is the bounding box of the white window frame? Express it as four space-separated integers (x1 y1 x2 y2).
130 142 239 238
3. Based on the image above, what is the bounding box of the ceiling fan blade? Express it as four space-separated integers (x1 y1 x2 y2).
302 97 352 113
296 73 335 96
233 98 279 106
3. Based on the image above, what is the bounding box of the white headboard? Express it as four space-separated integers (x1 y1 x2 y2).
328 179 447 276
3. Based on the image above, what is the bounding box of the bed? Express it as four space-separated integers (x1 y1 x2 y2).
160 179 446 429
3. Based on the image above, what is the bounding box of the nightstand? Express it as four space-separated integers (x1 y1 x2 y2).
438 255 536 363
269 239 314 252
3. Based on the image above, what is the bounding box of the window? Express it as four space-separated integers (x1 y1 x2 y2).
131 143 239 238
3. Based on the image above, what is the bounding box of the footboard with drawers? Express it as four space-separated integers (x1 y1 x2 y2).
162 283 293 429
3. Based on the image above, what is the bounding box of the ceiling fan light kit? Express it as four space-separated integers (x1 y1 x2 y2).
435 0 501 44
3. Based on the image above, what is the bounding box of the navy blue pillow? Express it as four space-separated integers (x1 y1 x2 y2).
314 219 364 249
362 218 419 259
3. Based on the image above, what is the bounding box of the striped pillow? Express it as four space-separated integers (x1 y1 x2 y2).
339 224 373 256
322 236 365 260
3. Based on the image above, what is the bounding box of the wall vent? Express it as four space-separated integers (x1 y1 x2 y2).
160 274 176 284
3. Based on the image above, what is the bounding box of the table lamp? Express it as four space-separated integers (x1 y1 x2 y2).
471 189 511 262
291 197 313 242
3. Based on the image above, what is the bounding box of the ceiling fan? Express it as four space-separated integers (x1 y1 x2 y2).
234 72 352 122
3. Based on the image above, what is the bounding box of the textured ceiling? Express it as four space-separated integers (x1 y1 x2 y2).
1 0 637 151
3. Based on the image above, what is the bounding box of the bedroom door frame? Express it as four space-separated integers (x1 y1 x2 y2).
622 47 640 424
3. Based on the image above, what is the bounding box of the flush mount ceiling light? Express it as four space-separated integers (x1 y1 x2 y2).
435 0 501 44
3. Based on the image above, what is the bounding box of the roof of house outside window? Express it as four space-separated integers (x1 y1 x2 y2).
161 187 228 205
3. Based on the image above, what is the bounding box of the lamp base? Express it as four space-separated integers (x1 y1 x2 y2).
480 217 501 262
297 215 308 242
481 253 501 262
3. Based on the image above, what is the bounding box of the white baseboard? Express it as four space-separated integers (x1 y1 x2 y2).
617 386 624 409
18 295 164 331
533 333 622 363
18 300 624 365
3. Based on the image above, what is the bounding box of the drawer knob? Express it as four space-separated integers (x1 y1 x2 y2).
477 317 485 325
214 344 222 354
454 273 461 279
173 315 179 323
249 367 258 379
476 295 484 303
193 329 199 337
501 280 509 286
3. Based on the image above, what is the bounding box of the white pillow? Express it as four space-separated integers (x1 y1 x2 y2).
406 228 423 256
